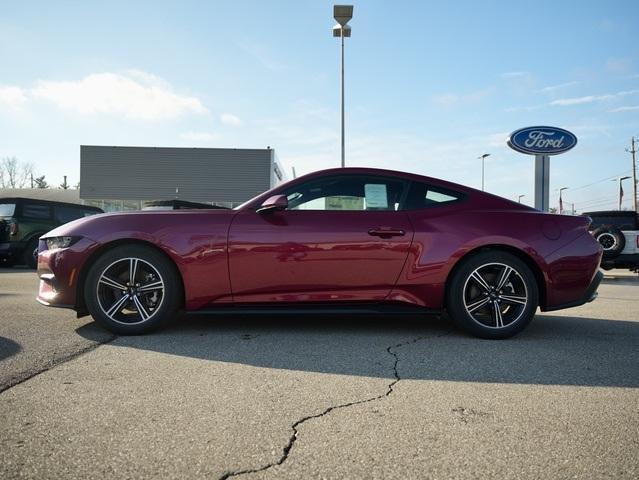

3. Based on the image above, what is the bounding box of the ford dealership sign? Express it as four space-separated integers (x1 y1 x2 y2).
507 126 577 155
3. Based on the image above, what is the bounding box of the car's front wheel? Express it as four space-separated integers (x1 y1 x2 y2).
84 244 181 335
446 251 539 339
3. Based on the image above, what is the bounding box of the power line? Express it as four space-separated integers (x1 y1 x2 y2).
568 169 632 192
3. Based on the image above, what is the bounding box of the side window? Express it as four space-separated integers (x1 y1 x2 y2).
21 203 52 220
55 206 89 224
283 176 407 211
405 182 463 209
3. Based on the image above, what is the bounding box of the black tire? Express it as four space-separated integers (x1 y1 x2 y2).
592 225 625 259
84 244 182 335
446 251 539 339
23 238 39 269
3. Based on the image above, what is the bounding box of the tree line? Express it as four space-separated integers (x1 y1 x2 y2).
0 157 75 189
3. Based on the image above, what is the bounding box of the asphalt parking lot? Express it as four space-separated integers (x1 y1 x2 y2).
1 267 638 479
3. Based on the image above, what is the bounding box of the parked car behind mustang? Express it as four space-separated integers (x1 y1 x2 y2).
0 197 103 268
37 168 603 339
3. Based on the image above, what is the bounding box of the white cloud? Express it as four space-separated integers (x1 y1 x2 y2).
220 113 242 126
609 105 639 113
0 85 27 108
537 81 579 93
31 72 208 120
500 71 529 79
550 89 639 106
180 131 221 142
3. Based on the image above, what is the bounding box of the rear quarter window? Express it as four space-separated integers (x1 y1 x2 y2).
21 203 52 220
404 182 464 210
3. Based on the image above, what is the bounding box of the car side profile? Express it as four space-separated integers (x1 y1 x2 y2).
37 167 603 339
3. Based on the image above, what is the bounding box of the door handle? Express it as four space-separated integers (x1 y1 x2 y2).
368 228 405 237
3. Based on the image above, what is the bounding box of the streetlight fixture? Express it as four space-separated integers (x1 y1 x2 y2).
619 176 631 210
333 5 353 168
559 187 568 214
478 153 490 191
518 194 525 203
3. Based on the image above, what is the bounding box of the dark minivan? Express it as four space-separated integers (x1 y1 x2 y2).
0 197 103 268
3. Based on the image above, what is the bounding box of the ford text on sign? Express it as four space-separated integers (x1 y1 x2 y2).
507 126 577 155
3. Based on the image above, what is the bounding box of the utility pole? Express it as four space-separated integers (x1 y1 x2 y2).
627 136 637 212
30 173 34 189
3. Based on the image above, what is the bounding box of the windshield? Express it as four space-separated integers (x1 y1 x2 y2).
0 203 16 217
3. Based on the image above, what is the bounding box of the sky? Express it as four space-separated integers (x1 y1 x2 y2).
1 0 638 212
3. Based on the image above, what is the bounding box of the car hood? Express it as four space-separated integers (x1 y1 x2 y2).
42 209 237 240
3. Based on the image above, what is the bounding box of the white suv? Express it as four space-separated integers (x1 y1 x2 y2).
586 211 639 272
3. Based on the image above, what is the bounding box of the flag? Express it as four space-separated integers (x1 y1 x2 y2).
619 181 624 210
559 192 564 214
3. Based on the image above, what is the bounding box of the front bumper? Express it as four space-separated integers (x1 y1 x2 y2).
36 237 97 310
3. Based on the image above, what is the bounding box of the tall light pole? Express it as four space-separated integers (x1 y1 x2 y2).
626 136 637 212
478 153 490 191
333 5 353 168
619 176 631 210
559 187 568 214
518 194 525 203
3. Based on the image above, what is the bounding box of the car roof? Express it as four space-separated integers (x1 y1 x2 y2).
239 166 535 212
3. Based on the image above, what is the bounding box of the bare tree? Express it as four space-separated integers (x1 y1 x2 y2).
0 157 34 188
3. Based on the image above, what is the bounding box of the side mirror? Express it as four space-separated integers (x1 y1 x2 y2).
256 194 288 214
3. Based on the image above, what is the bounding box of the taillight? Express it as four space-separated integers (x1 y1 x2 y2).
9 222 18 236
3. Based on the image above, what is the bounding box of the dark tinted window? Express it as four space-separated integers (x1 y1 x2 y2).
404 182 463 209
283 175 407 211
21 203 52 219
55 206 96 224
588 214 638 230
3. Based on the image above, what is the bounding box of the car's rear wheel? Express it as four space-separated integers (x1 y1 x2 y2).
446 251 538 339
84 245 181 335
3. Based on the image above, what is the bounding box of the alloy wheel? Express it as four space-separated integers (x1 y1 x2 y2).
96 257 165 325
462 262 528 329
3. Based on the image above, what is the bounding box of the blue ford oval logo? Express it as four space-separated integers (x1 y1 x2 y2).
507 126 577 155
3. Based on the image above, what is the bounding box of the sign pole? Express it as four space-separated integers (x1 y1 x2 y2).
534 154 550 212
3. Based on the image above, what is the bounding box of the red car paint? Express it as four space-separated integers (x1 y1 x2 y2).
37 167 602 314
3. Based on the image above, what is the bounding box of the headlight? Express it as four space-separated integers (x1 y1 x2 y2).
45 236 81 250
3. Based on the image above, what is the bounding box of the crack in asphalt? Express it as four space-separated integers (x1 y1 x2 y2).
218 335 427 480
0 335 117 395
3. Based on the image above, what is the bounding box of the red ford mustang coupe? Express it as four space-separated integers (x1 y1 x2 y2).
37 167 603 339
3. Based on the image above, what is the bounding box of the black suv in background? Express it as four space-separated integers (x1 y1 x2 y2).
585 210 639 272
0 198 103 268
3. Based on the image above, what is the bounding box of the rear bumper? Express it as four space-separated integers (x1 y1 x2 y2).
601 253 639 270
543 270 603 311
541 232 603 311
